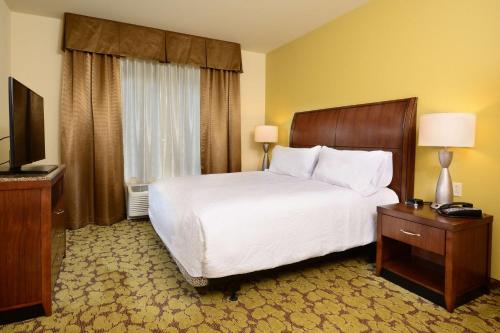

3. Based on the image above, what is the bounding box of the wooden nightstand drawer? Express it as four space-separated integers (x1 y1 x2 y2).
381 214 445 255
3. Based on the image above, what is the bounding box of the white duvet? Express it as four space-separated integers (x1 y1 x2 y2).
149 171 398 278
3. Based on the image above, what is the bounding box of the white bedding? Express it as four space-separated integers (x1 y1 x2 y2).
149 171 398 278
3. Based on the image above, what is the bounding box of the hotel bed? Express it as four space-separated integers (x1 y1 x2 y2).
149 97 417 286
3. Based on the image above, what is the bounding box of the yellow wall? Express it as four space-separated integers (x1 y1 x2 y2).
9 12 266 170
266 0 500 279
0 0 11 162
240 51 267 171
10 12 63 165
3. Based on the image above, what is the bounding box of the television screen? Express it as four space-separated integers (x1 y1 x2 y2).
8 77 45 168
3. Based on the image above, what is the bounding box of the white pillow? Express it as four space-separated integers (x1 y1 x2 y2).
269 145 321 179
312 147 393 196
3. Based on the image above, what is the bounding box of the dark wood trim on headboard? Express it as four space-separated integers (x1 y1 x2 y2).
289 97 417 202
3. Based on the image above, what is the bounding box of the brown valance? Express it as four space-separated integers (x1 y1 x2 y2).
63 13 243 72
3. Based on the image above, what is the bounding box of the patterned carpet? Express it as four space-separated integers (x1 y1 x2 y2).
1 221 499 333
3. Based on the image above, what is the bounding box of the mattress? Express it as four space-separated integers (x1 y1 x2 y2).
149 171 399 279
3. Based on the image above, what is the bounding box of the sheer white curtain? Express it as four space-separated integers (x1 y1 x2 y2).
120 58 201 183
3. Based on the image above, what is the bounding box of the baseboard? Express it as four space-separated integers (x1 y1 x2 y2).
490 277 500 290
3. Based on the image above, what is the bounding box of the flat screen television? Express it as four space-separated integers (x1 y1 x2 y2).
0 77 56 174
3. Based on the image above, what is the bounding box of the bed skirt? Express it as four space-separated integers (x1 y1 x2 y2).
171 254 209 287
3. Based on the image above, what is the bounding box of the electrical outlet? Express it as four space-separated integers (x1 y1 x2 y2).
453 182 463 197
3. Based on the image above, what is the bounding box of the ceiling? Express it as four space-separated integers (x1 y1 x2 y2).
5 0 368 53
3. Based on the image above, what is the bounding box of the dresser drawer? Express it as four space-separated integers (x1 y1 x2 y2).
381 214 445 255
51 181 66 292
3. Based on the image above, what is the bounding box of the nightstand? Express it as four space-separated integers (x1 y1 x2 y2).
376 203 493 312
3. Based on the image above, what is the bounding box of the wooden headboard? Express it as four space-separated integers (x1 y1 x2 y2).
290 97 417 202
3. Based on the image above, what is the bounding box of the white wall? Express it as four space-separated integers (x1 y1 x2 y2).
10 12 63 165
9 12 266 169
240 50 266 171
0 0 11 163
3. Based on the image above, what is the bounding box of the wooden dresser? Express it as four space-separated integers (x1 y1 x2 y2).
0 166 66 321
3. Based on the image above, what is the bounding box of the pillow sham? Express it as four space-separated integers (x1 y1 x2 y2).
269 145 321 179
312 147 393 196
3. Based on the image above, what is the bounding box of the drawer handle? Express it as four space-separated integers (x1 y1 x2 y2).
55 209 65 215
400 229 421 237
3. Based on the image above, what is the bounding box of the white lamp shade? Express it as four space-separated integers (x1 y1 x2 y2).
255 125 278 143
418 113 476 148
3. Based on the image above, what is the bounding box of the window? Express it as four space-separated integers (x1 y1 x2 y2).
120 58 201 183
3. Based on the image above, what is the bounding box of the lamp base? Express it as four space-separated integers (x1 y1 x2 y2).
261 143 270 171
432 149 454 210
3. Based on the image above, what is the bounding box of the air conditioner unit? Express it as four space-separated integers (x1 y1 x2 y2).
126 183 149 219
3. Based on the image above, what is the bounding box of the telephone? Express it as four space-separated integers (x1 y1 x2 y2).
437 202 482 218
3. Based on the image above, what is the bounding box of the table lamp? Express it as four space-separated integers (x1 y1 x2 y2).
254 125 278 171
418 113 476 209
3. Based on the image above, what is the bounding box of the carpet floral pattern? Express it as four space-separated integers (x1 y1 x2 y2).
1 221 499 332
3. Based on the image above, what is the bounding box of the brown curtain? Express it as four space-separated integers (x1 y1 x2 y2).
60 50 125 229
200 68 241 174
